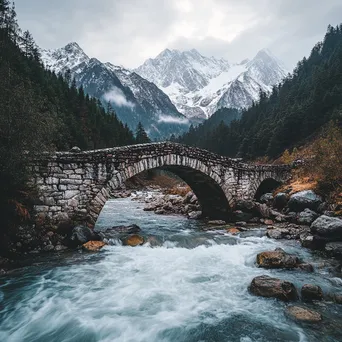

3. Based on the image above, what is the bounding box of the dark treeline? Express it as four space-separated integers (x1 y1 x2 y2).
178 24 342 159
0 0 146 233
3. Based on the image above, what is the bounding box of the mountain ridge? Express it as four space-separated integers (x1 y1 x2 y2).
40 43 189 139
135 47 288 119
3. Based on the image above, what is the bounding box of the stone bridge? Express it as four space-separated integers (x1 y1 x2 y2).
30 142 291 228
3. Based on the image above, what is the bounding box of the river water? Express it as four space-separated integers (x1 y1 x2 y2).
0 194 342 342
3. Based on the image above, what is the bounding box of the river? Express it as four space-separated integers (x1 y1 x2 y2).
0 194 341 342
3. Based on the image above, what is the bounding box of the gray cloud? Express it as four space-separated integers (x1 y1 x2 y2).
15 0 342 70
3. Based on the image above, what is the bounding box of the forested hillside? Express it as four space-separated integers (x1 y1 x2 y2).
178 24 342 159
0 0 136 232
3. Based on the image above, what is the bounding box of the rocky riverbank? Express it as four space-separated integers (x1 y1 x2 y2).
1 186 342 275
248 247 342 324
135 187 342 261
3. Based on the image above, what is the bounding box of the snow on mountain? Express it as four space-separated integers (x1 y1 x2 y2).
40 43 189 139
135 48 288 119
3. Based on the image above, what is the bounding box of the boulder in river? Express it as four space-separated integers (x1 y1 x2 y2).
273 192 288 210
288 190 322 212
332 293 342 304
249 275 298 301
256 248 300 269
285 306 322 323
300 233 327 250
97 224 141 240
325 242 342 259
83 241 107 252
123 234 144 247
188 211 202 220
297 209 318 225
69 226 100 247
301 284 323 301
310 215 342 240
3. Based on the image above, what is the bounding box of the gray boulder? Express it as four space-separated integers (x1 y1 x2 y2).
188 211 202 220
300 233 327 250
249 275 298 301
288 190 322 212
297 209 318 225
260 193 273 204
301 284 323 301
69 226 100 247
273 192 288 210
96 224 141 240
325 242 342 259
310 215 342 239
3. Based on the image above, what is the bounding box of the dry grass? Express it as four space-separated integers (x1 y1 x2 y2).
276 175 317 196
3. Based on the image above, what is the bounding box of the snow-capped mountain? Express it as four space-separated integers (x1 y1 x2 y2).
40 43 189 139
135 48 287 119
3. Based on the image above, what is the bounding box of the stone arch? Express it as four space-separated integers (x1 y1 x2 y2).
252 175 282 201
87 154 232 225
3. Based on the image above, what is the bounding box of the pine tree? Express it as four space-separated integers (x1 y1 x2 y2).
135 122 150 144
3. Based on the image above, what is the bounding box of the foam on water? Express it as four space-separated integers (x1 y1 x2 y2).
0 197 341 342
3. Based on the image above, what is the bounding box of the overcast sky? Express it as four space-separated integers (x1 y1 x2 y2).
14 0 342 70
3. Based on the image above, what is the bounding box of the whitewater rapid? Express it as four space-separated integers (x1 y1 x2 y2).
0 196 341 342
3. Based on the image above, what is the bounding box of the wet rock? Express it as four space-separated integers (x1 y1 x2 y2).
301 284 323 301
300 233 326 250
188 211 202 220
333 293 342 304
297 263 314 272
155 208 166 215
285 306 322 323
69 226 100 247
325 242 342 259
273 192 288 210
98 225 141 239
297 209 318 225
288 190 322 212
256 248 300 269
249 217 260 223
235 221 247 227
310 215 342 240
143 203 157 211
227 228 240 235
83 241 106 252
208 220 226 225
249 275 298 301
260 193 273 204
123 234 144 247
266 229 284 239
